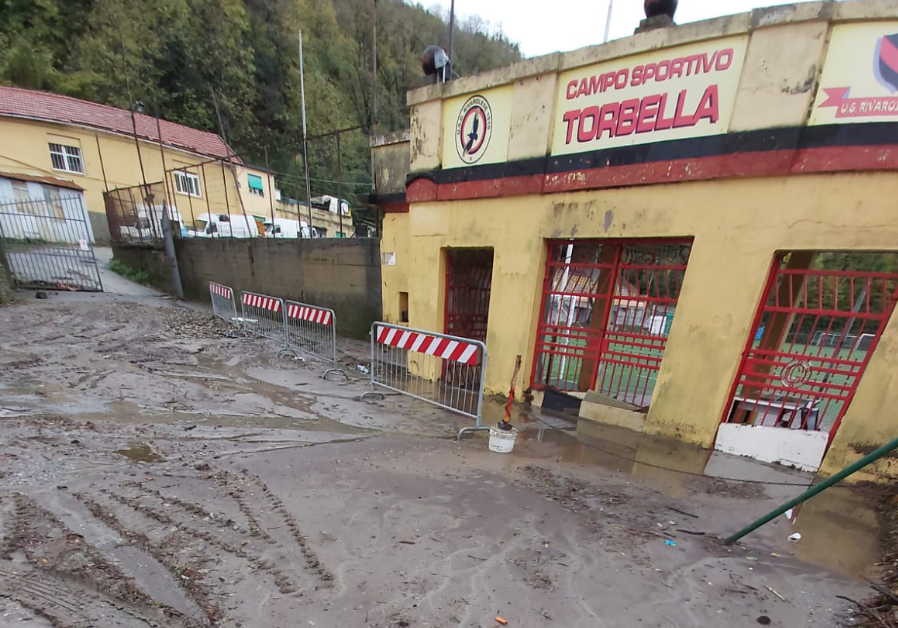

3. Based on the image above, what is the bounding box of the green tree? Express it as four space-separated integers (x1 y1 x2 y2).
0 0 522 208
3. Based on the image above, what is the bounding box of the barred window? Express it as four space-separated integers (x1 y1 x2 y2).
174 171 202 197
48 143 84 174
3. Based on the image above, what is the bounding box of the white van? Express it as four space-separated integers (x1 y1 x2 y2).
189 213 259 238
119 204 186 241
264 218 311 239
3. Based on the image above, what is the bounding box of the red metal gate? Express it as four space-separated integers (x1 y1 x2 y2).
445 248 493 342
722 253 898 444
531 239 692 408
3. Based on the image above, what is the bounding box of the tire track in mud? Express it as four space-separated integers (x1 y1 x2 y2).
71 491 218 627
100 487 303 596
125 473 336 591
1 493 198 628
217 470 335 587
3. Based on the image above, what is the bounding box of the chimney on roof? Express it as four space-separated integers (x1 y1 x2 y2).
636 0 678 34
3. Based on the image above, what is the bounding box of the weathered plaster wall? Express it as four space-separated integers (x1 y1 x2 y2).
382 171 898 479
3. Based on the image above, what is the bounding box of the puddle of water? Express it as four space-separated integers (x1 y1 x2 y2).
788 485 882 580
116 442 164 462
510 419 882 579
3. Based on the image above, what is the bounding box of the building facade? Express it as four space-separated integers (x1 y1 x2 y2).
372 1 898 481
0 86 240 243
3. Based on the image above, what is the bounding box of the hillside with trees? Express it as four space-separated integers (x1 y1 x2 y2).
0 0 521 201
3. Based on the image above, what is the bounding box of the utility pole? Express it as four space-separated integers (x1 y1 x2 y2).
448 0 455 65
336 133 343 238
118 29 148 190
603 0 614 43
372 0 378 129
299 30 314 237
154 108 184 300
209 87 254 234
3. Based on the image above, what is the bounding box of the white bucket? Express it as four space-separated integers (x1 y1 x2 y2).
488 426 518 453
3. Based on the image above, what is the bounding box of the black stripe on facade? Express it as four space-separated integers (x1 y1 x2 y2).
407 122 898 186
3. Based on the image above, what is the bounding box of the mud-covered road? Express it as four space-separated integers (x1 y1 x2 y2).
0 292 877 627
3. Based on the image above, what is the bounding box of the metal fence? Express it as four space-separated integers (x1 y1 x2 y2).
0 197 102 291
284 300 343 377
724 259 898 443
103 182 175 245
209 282 239 325
240 291 286 342
364 322 487 439
531 239 692 411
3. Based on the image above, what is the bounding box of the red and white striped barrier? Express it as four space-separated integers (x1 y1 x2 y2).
284 300 341 375
240 291 287 343
365 322 488 435
210 282 233 299
287 303 333 326
209 281 238 324
242 292 282 312
375 324 481 365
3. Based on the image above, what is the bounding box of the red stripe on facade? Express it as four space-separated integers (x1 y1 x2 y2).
406 146 898 202
383 202 410 214
435 175 543 201
791 145 898 173
407 178 438 203
544 150 795 192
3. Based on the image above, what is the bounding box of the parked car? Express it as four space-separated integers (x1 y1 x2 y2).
263 218 312 239
188 213 259 238
119 205 186 241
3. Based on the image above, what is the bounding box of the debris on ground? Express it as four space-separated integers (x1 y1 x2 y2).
0 293 881 626
852 489 898 627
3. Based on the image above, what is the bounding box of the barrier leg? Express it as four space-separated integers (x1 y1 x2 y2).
323 366 348 380
457 425 490 440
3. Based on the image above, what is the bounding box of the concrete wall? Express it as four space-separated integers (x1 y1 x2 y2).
109 243 175 294
0 117 240 243
112 238 382 338
371 131 411 195
175 238 381 339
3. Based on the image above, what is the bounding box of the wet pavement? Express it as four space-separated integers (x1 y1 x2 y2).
0 289 885 627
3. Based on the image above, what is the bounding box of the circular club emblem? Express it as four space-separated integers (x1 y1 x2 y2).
781 359 813 388
455 95 492 164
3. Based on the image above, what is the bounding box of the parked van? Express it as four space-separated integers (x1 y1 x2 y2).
264 218 312 239
189 213 259 238
119 204 186 241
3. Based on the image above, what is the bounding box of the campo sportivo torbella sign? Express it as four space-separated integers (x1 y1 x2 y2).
552 36 748 155
810 22 898 124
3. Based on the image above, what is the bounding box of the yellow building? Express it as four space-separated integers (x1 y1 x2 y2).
372 1 898 481
0 85 241 242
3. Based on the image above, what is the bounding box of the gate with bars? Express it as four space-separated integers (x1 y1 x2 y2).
531 239 692 409
722 252 898 445
0 196 102 291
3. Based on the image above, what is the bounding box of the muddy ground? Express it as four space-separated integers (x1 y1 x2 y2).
0 291 881 627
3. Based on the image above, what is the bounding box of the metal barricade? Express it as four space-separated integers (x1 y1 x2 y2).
363 322 488 439
240 291 287 344
209 282 239 325
284 300 344 379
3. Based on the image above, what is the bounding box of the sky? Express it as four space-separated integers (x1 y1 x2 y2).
432 0 823 57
